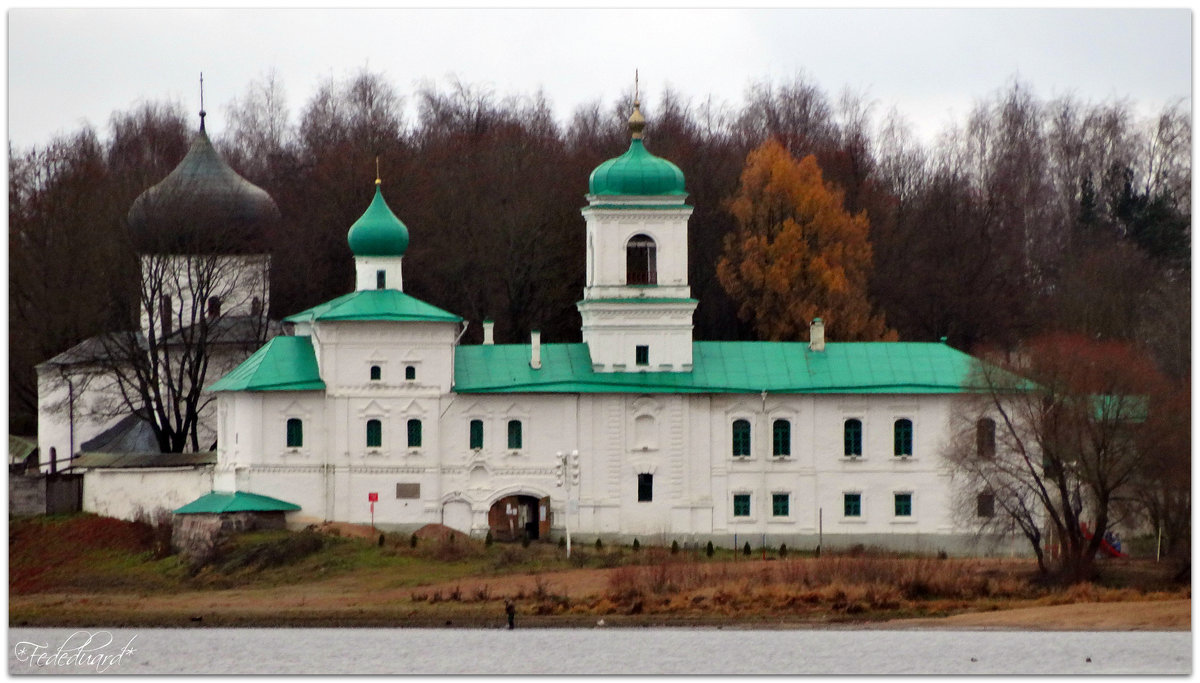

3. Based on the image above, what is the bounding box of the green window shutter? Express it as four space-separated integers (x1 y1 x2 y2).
772 493 789 516
733 494 750 517
732 419 751 456
407 419 422 448
772 419 790 456
507 420 522 449
366 419 382 448
469 419 484 449
844 493 861 517
894 419 913 456
844 419 862 456
894 493 912 517
286 418 303 448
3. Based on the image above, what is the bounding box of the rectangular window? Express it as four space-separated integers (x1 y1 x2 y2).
396 483 420 499
844 493 861 517
376 270 386 290
469 419 484 449
286 418 303 448
637 473 653 502
407 419 422 448
635 345 649 366
732 420 751 457
366 419 382 448
733 493 751 517
894 493 912 517
507 420 522 449
772 419 790 456
977 492 995 518
772 493 789 517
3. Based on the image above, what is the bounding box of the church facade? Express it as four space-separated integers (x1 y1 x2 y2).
204 100 989 551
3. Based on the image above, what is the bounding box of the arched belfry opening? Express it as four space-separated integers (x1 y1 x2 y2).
626 234 657 285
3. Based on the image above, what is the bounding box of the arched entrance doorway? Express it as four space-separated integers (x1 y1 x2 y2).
488 494 550 542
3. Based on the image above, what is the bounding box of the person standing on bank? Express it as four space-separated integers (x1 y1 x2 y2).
505 600 516 629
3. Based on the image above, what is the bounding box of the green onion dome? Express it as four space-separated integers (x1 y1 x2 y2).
588 101 686 196
347 183 409 257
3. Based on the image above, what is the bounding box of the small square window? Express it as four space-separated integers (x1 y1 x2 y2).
637 473 653 502
977 492 995 518
772 493 789 517
733 494 751 517
844 493 861 517
894 493 912 517
635 345 649 366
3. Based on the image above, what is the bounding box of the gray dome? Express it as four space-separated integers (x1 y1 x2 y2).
128 119 279 253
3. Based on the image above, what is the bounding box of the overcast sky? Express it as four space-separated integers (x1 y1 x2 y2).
7 8 1193 149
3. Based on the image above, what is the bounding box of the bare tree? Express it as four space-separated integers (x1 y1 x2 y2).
946 333 1169 581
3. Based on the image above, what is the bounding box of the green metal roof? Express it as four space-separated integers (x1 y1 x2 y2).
347 184 409 257
454 341 982 394
589 139 687 196
174 490 301 515
284 290 462 324
208 335 325 392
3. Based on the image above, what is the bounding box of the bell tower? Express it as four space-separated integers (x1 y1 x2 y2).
576 83 697 373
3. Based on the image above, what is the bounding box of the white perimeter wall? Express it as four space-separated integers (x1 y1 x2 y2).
83 467 214 521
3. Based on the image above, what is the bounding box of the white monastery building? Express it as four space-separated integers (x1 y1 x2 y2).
41 97 1002 552
198 99 991 552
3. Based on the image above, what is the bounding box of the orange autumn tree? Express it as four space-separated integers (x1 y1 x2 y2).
717 139 893 341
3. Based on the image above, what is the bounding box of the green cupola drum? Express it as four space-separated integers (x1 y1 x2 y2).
350 170 410 292
588 93 686 197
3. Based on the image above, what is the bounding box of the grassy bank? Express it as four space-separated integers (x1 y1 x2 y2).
9 514 1189 628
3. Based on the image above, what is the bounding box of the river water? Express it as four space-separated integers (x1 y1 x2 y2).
8 627 1191 675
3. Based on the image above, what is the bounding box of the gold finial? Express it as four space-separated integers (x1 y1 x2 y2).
629 69 645 140
375 156 381 185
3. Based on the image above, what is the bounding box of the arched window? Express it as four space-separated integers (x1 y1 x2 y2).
843 419 862 456
507 420 523 449
370 365 382 381
732 419 751 457
894 419 913 456
626 234 657 285
366 419 382 448
405 366 416 381
286 418 303 448
772 419 791 457
976 418 996 458
469 419 484 449
407 419 422 448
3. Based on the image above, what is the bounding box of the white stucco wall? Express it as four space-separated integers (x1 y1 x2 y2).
82 467 214 521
